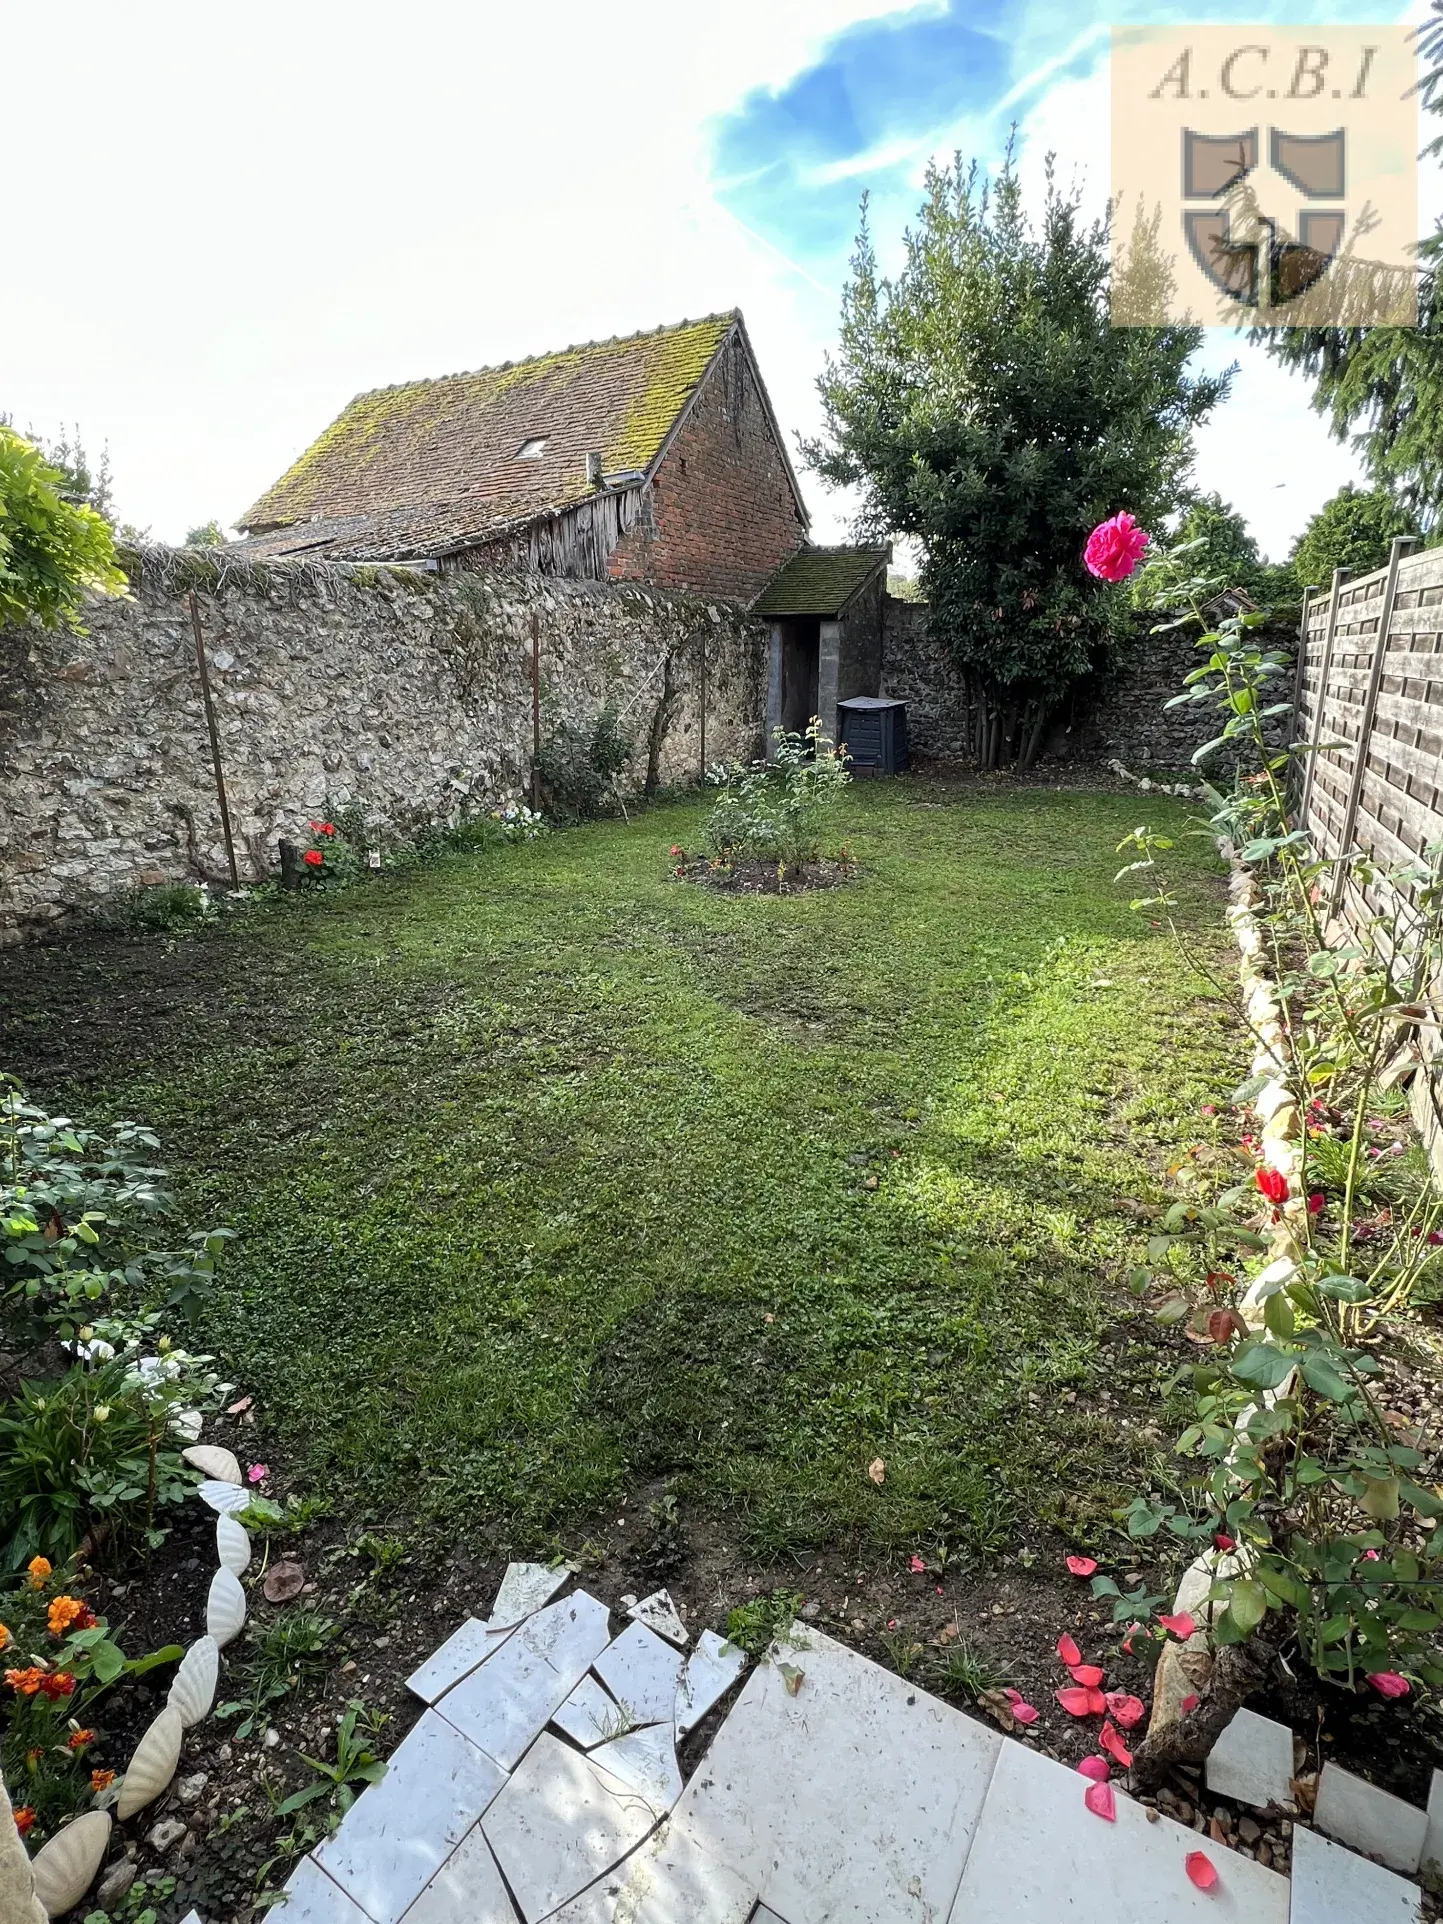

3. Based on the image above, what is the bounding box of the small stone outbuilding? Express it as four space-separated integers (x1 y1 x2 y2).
753 545 890 752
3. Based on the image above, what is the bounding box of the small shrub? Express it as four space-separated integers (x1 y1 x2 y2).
536 705 633 821
703 720 851 874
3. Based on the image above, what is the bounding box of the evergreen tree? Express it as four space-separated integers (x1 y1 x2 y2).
1289 484 1419 590
805 150 1226 768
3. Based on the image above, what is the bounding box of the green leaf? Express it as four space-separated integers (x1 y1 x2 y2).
1231 1341 1298 1390
1300 1352 1354 1403
1360 1476 1401 1521
1229 1579 1268 1631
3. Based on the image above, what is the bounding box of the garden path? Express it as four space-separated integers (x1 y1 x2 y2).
253 1566 1419 1924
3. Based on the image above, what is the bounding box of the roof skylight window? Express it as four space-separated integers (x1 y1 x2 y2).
515 437 548 459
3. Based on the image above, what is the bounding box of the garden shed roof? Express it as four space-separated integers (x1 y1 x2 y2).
237 313 739 541
753 545 890 617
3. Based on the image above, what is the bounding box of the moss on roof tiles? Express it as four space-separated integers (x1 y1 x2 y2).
240 314 736 533
753 546 890 617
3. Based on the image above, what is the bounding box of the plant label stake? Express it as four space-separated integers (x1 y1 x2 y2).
188 590 240 890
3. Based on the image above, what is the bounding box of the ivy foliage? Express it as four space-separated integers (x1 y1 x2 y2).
0 425 126 632
804 148 1226 763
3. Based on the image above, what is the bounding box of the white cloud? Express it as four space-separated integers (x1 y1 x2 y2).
0 0 911 541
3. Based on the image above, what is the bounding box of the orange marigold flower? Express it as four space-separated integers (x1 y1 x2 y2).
38 1671 76 1700
90 1769 115 1793
5 1667 46 1697
26 1556 52 1589
47 1596 84 1636
13 1807 35 1836
68 1729 95 1751
0 1623 10 1651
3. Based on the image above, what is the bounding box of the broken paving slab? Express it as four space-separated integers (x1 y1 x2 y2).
627 1588 688 1647
490 1561 570 1627
676 1630 748 1738
670 1627 999 1924
1290 1822 1422 1924
589 1722 683 1816
394 1823 520 1924
543 1821 756 1924
481 1730 660 1923
406 1618 515 1705
1314 1761 1428 1874
551 1672 626 1750
948 1740 1288 1924
594 1619 685 1726
313 1710 508 1924
1203 1707 1294 1811
272 1857 374 1924
437 1591 612 1770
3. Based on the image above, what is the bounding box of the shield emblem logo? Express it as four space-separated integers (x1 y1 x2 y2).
1181 125 1346 309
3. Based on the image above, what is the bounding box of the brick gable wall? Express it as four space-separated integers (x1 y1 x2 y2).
606 332 807 601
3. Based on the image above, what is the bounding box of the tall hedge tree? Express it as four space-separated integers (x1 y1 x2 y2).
0 426 126 632
1290 484 1419 590
805 152 1227 767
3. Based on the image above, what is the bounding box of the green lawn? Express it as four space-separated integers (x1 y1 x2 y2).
7 777 1237 1564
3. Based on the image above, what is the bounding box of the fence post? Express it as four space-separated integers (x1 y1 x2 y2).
699 636 707 780
1297 567 1348 840
530 613 541 813
188 590 240 890
1329 535 1419 914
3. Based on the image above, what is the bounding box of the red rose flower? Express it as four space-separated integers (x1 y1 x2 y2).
1255 1166 1289 1205
303 849 324 868
1083 512 1150 582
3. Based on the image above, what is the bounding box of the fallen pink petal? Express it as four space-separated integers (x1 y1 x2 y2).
1180 1693 1200 1715
1056 1633 1082 1666
909 1555 926 1573
1065 1554 1097 1577
1084 1779 1117 1822
1077 1756 1111 1783
1055 1686 1097 1717
1068 1663 1105 1688
247 1463 269 1484
1185 1852 1219 1891
1099 1719 1133 1768
1157 1611 1196 1640
1366 1671 1411 1699
1104 1693 1146 1729
1213 1533 1234 1552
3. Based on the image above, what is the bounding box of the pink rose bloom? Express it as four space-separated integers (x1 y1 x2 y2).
1084 512 1150 582
1366 1671 1410 1699
247 1462 269 1484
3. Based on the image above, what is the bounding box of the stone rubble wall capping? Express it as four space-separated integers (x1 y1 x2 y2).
0 547 769 944
18 1414 247 1918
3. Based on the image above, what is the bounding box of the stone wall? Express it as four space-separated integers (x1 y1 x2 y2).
0 548 766 943
880 595 1296 770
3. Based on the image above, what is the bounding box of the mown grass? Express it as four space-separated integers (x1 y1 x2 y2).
5 777 1239 1562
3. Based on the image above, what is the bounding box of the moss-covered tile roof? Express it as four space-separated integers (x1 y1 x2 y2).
238 313 738 536
753 545 890 617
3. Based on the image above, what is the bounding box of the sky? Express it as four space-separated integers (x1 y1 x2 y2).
1 0 1425 561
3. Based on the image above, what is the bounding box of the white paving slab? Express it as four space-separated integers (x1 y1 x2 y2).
670 1626 1000 1924
552 1673 627 1750
314 1710 508 1923
1290 1822 1422 1923
1422 1768 1443 1877
481 1730 661 1923
751 1912 789 1924
273 1856 374 1924
1204 1707 1295 1810
405 1618 515 1705
948 1739 1289 1923
395 1823 520 1924
676 1631 748 1739
438 1591 612 1770
491 1561 570 1627
628 1589 688 1647
594 1620 685 1726
543 1821 756 1924
1314 1762 1428 1874
589 1722 684 1815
